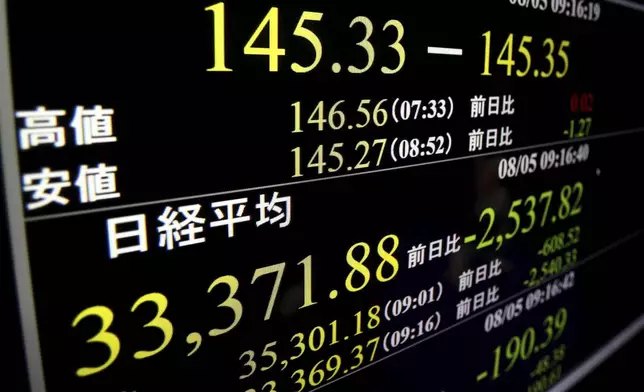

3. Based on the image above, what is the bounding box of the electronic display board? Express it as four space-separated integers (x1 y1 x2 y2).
1 0 644 391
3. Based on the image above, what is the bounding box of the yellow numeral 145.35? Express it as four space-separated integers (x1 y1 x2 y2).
481 31 570 78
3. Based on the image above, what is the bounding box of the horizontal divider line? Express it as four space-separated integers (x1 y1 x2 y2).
25 127 644 223
606 0 644 13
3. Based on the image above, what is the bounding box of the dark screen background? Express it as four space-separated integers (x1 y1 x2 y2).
2 0 644 391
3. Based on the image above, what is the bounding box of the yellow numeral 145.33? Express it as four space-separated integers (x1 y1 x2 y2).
206 3 322 73
206 3 406 74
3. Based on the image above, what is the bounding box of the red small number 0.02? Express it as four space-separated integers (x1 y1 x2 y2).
570 93 579 113
571 93 594 113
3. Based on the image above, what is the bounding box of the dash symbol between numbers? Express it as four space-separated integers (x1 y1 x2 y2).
465 235 477 244
427 46 463 56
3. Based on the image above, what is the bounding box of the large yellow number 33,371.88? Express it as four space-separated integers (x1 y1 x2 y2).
72 306 121 377
207 275 243 336
130 293 174 359
72 293 174 377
